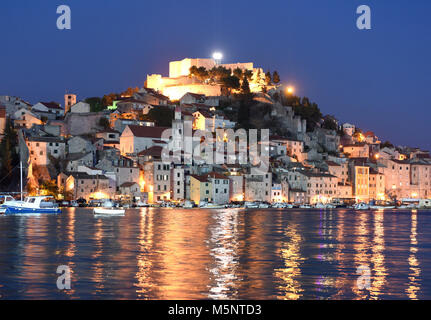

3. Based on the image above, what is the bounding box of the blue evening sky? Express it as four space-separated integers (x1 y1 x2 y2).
0 0 430 149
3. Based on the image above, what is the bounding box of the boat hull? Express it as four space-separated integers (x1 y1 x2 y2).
93 208 125 215
2 205 61 215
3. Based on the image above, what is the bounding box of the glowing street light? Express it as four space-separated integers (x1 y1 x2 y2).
286 86 295 95
213 52 223 64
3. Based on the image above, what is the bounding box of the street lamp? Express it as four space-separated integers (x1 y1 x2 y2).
213 52 223 65
286 86 295 95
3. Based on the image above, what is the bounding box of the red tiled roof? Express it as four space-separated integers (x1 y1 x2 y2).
182 92 205 99
206 172 229 180
41 102 62 110
128 125 169 138
191 174 209 183
137 146 163 157
120 182 139 188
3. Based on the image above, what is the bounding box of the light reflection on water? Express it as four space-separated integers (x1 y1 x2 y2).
0 208 430 300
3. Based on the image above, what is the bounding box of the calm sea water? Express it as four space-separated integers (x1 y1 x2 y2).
0 208 430 300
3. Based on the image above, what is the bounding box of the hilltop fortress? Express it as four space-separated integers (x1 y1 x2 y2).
146 58 267 100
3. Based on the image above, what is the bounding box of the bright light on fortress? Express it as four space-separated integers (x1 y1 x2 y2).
212 52 223 60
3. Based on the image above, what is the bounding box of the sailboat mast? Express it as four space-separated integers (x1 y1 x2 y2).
20 161 23 201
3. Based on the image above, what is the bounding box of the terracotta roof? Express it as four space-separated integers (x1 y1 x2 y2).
27 136 65 143
206 172 229 180
182 92 205 99
191 174 209 183
41 102 62 110
127 125 169 138
416 153 430 159
0 105 5 117
343 143 367 147
137 146 163 157
193 109 214 118
69 172 108 180
120 182 139 188
301 171 336 178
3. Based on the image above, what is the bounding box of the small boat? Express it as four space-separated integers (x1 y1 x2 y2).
315 203 336 209
182 200 195 208
272 202 294 209
199 202 226 209
244 201 259 208
370 205 396 210
135 201 150 207
1 195 23 214
369 200 396 210
419 199 431 209
259 202 270 208
299 204 312 209
93 207 125 215
93 201 125 215
354 203 370 210
1 196 61 214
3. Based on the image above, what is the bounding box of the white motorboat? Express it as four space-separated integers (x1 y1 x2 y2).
315 203 336 209
93 207 125 215
244 201 259 208
1 195 24 214
182 200 195 208
93 201 125 215
272 202 294 209
299 204 312 209
370 205 396 210
259 202 270 208
1 196 61 215
419 199 431 209
135 201 149 207
199 202 226 209
354 203 370 210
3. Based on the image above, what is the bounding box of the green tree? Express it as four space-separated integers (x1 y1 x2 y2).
322 117 338 131
98 117 110 130
102 93 119 107
237 100 251 129
142 106 174 127
272 71 280 84
233 67 243 80
244 69 253 81
220 75 240 95
241 75 251 95
189 66 208 81
265 71 272 85
121 87 139 97
0 119 19 189
380 141 394 149
85 97 104 112
39 180 59 198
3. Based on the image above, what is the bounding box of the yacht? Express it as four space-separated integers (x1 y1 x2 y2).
1 196 61 214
